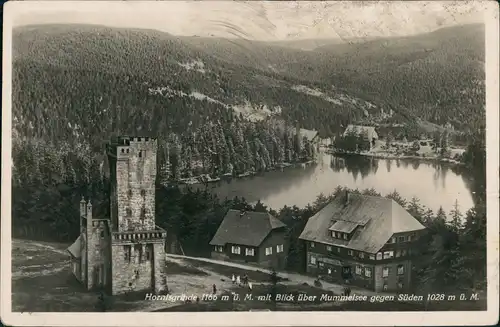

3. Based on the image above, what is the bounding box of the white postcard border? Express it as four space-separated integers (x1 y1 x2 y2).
1 1 499 326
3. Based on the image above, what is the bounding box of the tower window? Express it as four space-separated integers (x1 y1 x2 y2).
145 137 149 141
140 208 146 220
128 190 133 197
138 137 142 142
124 245 131 262
138 151 143 158
121 149 124 153
126 208 132 216
126 149 129 153
140 189 146 197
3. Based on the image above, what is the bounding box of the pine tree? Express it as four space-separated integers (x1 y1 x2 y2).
385 190 407 208
448 200 463 233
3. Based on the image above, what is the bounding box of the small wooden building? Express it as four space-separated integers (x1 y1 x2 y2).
210 210 288 270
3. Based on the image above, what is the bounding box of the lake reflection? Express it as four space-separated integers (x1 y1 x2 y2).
193 152 475 215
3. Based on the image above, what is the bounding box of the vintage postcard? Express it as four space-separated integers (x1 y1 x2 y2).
1 0 499 326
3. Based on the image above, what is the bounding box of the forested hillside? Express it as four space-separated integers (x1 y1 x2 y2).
11 23 486 242
278 24 486 131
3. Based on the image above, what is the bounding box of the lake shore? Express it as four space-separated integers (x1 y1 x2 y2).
327 149 465 166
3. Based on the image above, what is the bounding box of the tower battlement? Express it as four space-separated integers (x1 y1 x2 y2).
106 136 158 160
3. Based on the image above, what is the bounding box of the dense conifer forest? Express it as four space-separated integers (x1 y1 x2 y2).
11 23 487 295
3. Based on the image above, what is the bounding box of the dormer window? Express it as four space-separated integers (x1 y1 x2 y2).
343 233 348 240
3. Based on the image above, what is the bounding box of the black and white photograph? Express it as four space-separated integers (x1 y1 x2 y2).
1 1 498 326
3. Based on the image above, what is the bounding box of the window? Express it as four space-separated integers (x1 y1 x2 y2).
382 267 390 277
356 266 362 275
214 245 223 253
397 265 404 275
319 262 324 268
139 150 143 158
359 252 364 259
398 236 407 243
218 246 223 252
265 247 273 256
140 189 146 197
348 250 353 256
383 251 394 259
128 189 133 197
376 252 383 260
401 249 407 257
369 254 375 260
276 244 284 253
231 246 241 254
337 247 341 253
396 250 401 258
124 245 131 262
310 256 317 265
327 268 332 274
100 231 104 238
140 208 146 220
398 282 404 289
136 245 143 263
365 267 372 277
407 235 412 242
246 248 255 256
326 245 332 252
343 233 348 240
391 237 396 243
383 284 388 291
145 246 151 261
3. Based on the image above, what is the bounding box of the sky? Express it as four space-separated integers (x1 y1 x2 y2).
10 1 485 41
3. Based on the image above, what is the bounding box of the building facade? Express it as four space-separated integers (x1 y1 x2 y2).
343 124 379 150
299 191 426 292
210 210 288 270
67 136 168 295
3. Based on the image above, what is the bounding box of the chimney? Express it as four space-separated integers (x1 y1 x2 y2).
344 191 350 206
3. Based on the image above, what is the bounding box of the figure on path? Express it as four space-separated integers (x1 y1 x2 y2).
232 274 236 284
236 275 241 286
243 274 248 285
213 284 217 294
248 282 253 291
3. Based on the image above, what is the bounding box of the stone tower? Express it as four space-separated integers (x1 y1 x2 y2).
68 136 167 295
106 136 167 295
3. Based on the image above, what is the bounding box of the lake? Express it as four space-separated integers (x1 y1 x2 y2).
191 150 475 216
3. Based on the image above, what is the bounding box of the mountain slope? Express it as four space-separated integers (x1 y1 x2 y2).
12 24 384 143
276 23 486 130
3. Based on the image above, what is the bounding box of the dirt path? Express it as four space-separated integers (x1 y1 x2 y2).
167 254 383 297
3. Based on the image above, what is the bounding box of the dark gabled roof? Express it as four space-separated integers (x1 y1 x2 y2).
209 209 286 247
299 192 426 254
